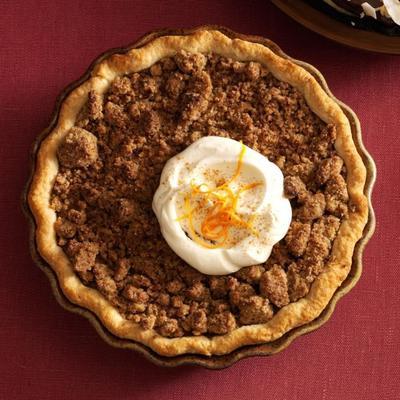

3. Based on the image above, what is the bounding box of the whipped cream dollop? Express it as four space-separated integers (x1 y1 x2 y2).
382 0 400 25
152 136 292 275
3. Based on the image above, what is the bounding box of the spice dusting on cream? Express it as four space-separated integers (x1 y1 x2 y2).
176 142 262 249
153 136 292 275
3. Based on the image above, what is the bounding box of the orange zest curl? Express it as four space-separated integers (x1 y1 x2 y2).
178 143 262 248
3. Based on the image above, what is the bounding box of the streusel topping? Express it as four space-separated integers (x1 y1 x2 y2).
51 51 349 337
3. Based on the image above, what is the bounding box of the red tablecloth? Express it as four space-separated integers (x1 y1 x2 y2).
1 1 399 399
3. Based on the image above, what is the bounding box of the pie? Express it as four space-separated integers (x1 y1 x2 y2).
309 0 400 34
28 29 368 356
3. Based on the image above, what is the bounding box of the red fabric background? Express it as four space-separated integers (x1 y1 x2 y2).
1 1 399 399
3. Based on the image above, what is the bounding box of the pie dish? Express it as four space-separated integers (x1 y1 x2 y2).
310 0 400 35
27 27 374 361
272 0 400 54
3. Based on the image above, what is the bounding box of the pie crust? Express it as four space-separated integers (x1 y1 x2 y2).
28 29 368 356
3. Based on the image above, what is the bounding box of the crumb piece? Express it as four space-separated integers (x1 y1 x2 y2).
260 265 290 307
285 221 311 256
57 127 98 168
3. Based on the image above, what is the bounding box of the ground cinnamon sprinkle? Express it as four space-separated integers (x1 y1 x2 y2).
51 50 348 337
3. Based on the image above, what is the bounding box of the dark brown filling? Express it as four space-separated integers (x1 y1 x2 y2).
51 51 349 338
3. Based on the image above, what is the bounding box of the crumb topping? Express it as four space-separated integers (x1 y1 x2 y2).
51 50 348 338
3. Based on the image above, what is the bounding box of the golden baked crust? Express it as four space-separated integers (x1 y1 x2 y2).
28 29 368 356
